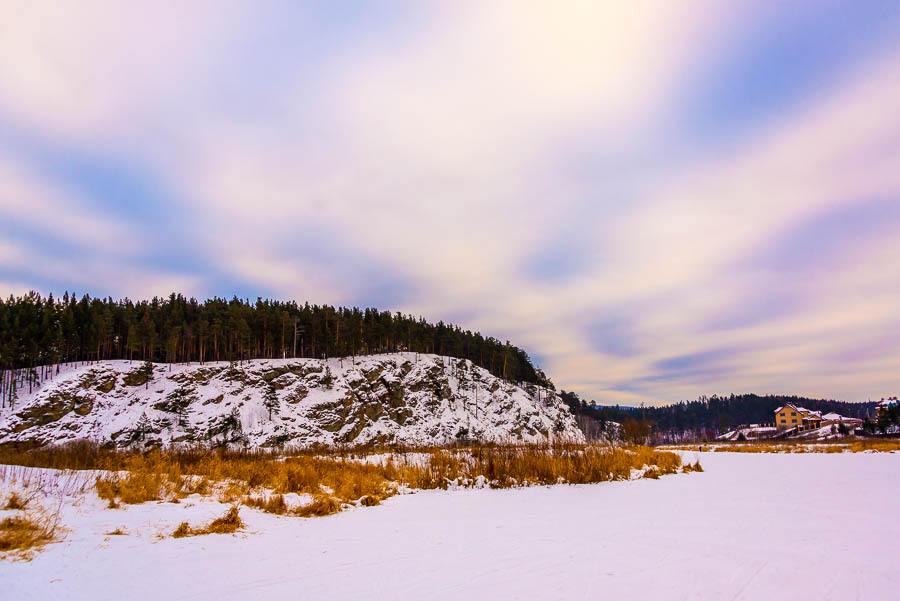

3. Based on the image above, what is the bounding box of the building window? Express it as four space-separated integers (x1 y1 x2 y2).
791 419 797 424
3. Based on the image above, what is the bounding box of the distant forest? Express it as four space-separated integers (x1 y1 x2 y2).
0 292 549 386
561 391 877 442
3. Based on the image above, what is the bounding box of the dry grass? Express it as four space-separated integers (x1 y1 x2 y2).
682 461 704 473
294 494 342 517
171 505 244 538
95 456 212 507
105 526 128 536
664 438 900 454
217 482 248 504
665 440 900 454
171 522 192 538
848 440 900 453
244 494 288 515
664 443 827 453
205 505 243 534
4 492 27 510
0 506 62 560
0 441 684 521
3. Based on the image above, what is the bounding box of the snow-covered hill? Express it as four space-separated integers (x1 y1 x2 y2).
0 354 582 448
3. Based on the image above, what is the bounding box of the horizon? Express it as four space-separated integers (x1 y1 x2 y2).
2 2 899 405
0 288 886 408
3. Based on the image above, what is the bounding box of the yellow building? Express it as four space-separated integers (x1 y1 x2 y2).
775 403 823 430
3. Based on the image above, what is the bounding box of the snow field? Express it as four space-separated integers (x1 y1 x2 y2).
2 451 897 600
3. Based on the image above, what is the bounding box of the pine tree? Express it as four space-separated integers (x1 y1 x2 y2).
264 382 279 420
140 360 154 389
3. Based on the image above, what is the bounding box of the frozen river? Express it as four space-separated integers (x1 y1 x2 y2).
2 450 897 600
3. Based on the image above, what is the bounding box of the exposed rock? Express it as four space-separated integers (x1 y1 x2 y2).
0 354 583 448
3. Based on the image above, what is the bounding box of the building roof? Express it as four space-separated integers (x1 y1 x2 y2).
773 403 823 419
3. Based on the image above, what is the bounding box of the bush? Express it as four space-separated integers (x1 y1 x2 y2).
245 494 287 515
171 505 243 538
295 494 342 517
205 505 243 534
0 507 62 559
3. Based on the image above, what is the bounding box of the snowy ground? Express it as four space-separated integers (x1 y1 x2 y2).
2 451 897 600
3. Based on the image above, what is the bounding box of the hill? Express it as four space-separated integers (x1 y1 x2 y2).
0 354 581 448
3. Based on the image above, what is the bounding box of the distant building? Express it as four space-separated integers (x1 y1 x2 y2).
774 403 824 430
876 397 898 417
821 412 862 429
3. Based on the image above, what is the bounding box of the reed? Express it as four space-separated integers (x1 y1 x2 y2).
1 441 685 519
0 504 62 559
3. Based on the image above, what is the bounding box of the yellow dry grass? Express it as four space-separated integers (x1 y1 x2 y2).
664 439 900 454
0 505 63 560
848 440 900 453
294 494 342 517
4 492 27 510
172 505 244 538
0 441 685 521
682 461 704 473
244 494 288 515
95 456 212 507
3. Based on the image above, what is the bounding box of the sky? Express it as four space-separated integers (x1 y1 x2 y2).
1 1 899 405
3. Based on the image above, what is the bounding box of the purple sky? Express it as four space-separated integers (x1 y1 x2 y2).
1 1 899 404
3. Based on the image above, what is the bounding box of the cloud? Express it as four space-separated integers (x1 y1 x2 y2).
0 2 898 404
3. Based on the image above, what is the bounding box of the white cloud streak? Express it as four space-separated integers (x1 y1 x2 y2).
0 2 897 403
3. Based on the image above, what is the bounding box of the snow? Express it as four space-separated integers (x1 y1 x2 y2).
0 354 582 448
2 451 898 600
717 426 779 441
792 424 850 441
822 412 862 424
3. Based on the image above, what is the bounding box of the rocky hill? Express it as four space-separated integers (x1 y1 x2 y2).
0 354 582 448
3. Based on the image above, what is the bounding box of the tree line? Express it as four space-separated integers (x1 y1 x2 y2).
561 391 877 442
866 401 900 435
0 291 549 387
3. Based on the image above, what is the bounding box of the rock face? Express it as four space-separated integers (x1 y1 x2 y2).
0 354 583 448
